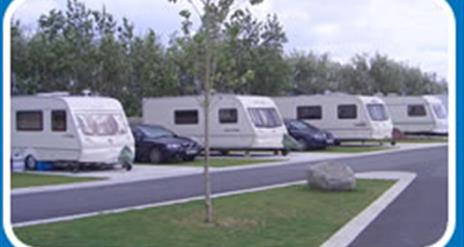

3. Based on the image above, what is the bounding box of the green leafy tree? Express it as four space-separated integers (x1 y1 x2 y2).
168 0 266 223
11 0 447 117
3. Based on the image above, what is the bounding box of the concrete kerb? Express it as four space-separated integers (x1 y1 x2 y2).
11 143 443 195
13 170 417 247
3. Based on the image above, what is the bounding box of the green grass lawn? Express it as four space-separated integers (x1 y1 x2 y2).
15 179 394 247
12 173 103 189
315 145 392 153
396 138 448 144
139 158 282 168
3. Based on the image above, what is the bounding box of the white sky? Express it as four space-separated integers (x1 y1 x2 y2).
13 0 451 81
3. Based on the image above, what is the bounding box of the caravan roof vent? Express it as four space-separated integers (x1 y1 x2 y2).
36 92 70 97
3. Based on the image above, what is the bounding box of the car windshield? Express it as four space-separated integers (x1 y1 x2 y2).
138 125 175 139
76 113 128 136
367 104 389 121
248 107 283 128
432 104 447 119
287 120 319 132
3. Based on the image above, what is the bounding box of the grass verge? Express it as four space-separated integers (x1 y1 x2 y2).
396 138 448 144
12 173 103 189
15 179 394 247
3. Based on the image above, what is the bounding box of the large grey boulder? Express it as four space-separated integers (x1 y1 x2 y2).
306 162 356 191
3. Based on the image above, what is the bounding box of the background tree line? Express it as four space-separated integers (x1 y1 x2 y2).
11 0 447 116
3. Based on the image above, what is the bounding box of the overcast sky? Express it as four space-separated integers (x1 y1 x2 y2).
13 0 451 81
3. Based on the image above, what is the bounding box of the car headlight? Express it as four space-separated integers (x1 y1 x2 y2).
167 143 181 149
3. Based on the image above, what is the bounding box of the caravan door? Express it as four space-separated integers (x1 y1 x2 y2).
46 109 81 161
213 108 254 149
334 104 371 140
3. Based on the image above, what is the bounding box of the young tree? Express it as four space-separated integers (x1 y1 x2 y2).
167 0 264 223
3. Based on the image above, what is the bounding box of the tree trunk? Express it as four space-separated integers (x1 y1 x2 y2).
203 0 213 223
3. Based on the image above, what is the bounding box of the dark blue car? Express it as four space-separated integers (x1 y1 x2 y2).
131 124 202 163
284 119 335 150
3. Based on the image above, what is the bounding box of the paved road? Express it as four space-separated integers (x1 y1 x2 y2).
12 146 448 246
350 146 448 247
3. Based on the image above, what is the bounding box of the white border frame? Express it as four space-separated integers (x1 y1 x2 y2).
2 0 457 246
431 0 457 246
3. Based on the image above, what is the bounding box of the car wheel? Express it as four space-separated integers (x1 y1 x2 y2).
149 148 162 164
24 155 37 170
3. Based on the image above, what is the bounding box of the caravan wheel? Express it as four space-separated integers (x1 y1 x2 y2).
123 163 132 171
24 155 37 170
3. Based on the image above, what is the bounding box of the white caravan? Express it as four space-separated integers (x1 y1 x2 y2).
381 95 448 135
143 94 289 155
274 94 394 143
435 94 448 112
11 93 135 171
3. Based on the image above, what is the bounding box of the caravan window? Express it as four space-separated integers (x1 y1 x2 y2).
76 113 128 136
367 104 388 121
432 104 447 119
408 105 426 117
16 111 43 131
297 106 322 120
337 105 357 119
52 110 67 132
248 108 283 128
175 110 198 124
219 109 238 124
